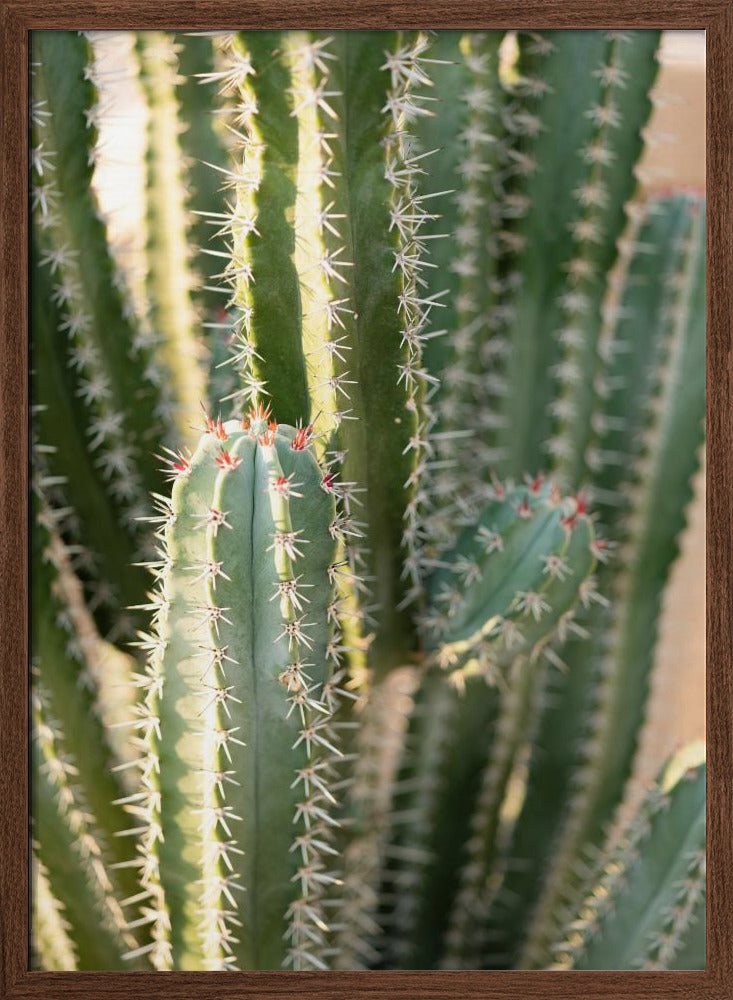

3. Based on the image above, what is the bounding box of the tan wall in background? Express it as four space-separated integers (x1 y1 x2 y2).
640 32 706 193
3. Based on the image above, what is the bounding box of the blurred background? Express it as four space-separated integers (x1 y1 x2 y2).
89 28 706 818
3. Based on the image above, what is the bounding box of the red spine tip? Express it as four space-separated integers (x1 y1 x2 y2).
215 450 242 472
574 490 588 517
492 476 506 501
205 415 229 441
590 539 610 562
290 422 313 451
321 472 337 494
517 497 533 519
250 402 273 424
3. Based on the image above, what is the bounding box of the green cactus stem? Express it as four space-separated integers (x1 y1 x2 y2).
440 664 548 969
551 744 705 970
31 487 142 970
208 31 443 675
376 670 501 969
498 30 660 479
174 32 232 317
473 193 705 972
128 408 352 970
32 31 169 493
416 31 659 485
31 30 177 636
214 31 309 423
545 31 661 486
31 244 151 636
410 31 472 387
135 31 206 444
420 30 509 522
518 193 706 969
375 479 598 968
172 31 240 409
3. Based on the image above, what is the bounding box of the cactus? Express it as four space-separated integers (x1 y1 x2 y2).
31 30 171 641
31 469 143 969
550 744 706 970
423 480 598 675
31 28 706 972
128 411 345 970
134 31 206 443
485 193 706 972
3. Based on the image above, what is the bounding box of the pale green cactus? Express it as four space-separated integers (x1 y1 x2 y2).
130 413 341 970
31 28 706 972
550 744 706 970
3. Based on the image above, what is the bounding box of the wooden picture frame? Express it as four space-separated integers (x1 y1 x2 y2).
1 2 730 997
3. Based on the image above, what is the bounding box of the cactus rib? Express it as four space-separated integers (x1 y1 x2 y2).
551 746 705 970
135 31 205 443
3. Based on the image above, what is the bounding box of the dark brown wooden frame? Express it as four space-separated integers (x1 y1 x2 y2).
1 2 730 997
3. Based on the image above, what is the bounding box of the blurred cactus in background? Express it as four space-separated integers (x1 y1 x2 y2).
30 28 706 972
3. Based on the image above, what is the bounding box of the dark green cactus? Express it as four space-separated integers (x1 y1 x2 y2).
31 30 171 640
501 193 707 971
210 31 446 675
173 33 231 315
31 28 706 973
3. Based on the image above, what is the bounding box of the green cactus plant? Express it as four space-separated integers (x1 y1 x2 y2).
31 27 706 973
30 471 143 970
129 412 344 970
550 743 706 971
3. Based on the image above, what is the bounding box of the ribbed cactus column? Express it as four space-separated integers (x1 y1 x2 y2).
476 194 706 973
317 32 442 658
31 31 168 497
497 30 660 478
206 31 443 675
31 245 150 634
130 410 343 970
377 480 599 967
31 30 174 639
376 671 500 969
517 194 706 969
31 483 141 970
419 31 506 526
174 32 231 317
551 745 706 970
135 31 205 443
545 31 661 483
